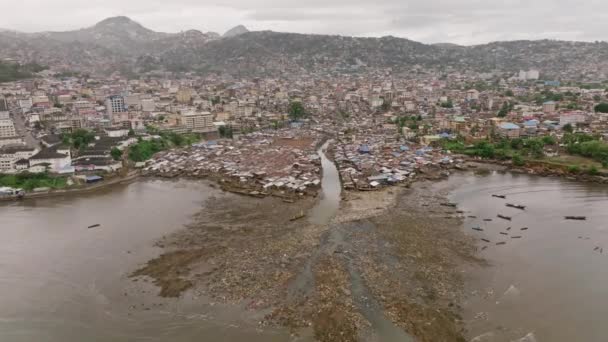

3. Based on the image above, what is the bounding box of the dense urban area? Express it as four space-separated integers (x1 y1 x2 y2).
4 15 608 342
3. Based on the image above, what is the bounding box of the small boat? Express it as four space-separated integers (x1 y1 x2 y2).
511 236 522 239
497 214 512 221
440 202 457 208
520 227 529 231
88 224 101 229
500 232 509 236
506 227 512 231
483 219 493 222
506 203 526 210
492 194 506 199
290 211 306 222
468 215 477 218
496 242 507 245
565 216 586 221
472 227 484 232
481 238 491 243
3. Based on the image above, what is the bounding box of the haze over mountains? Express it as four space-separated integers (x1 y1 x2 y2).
1 16 607 80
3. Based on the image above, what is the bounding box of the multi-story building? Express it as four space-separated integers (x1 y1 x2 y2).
181 111 215 133
560 111 588 126
0 145 39 172
0 119 17 138
0 96 8 112
105 95 127 122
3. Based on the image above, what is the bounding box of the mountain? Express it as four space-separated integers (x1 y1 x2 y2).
1 16 608 80
223 25 249 38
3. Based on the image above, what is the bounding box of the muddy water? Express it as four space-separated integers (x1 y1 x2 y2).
309 140 341 225
447 171 608 342
0 180 291 342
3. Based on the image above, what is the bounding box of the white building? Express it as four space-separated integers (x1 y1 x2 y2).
182 111 215 133
105 95 127 122
0 146 39 172
519 69 540 81
0 119 16 138
560 111 588 126
105 127 130 138
0 112 9 120
29 147 72 173
141 99 156 112
19 98 33 111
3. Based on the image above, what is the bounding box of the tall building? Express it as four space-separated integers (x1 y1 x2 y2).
0 119 17 138
105 95 127 122
0 96 7 112
181 111 214 133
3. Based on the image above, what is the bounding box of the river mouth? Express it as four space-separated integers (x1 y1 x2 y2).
448 170 608 342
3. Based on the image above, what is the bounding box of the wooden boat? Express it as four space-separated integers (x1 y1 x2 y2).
290 211 306 221
472 227 484 232
506 203 526 210
88 224 101 229
481 238 491 243
497 214 512 221
565 216 586 220
492 194 506 199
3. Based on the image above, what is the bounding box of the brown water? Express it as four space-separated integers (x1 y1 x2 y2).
447 171 608 342
0 180 291 342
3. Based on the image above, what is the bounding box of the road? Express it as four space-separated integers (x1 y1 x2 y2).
11 111 39 147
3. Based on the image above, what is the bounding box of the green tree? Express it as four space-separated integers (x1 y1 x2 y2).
288 102 306 121
594 103 608 113
505 90 514 97
110 147 123 161
563 123 574 133
512 153 525 166
128 129 135 137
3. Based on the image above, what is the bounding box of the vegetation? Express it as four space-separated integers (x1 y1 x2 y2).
110 147 123 161
0 172 67 191
288 101 306 121
594 103 608 113
497 101 515 117
0 61 47 83
562 123 574 133
61 129 96 150
218 125 234 138
128 132 200 162
442 136 555 162
440 99 454 108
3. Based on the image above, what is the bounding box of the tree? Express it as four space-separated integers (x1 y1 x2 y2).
288 102 306 121
128 129 135 137
563 123 574 133
110 147 123 161
512 153 525 166
505 90 514 97
440 99 454 108
594 103 608 113
593 95 603 102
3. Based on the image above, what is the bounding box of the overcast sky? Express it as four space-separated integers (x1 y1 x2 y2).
1 0 605 45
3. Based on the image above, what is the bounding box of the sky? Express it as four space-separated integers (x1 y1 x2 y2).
0 0 606 45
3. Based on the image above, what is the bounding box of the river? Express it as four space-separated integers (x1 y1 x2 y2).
3 169 608 341
447 170 608 342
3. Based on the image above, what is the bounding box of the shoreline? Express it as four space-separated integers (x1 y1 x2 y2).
0 171 141 202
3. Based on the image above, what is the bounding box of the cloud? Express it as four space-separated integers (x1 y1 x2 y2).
0 0 605 44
